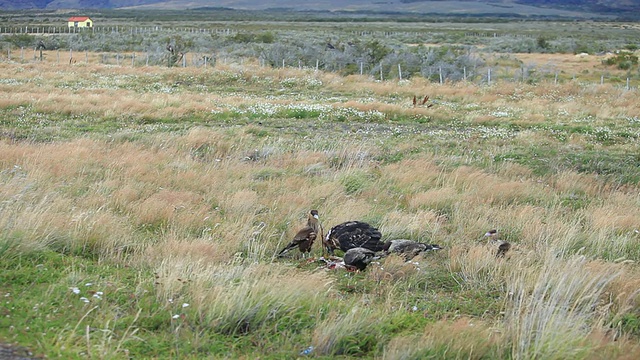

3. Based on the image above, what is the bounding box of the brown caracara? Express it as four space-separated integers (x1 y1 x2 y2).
277 210 322 258
383 239 442 261
324 221 385 255
343 247 380 271
484 229 511 258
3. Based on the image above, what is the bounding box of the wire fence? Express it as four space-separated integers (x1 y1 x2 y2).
0 25 239 35
0 25 542 38
0 42 638 91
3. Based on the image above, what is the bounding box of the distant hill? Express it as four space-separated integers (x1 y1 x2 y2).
1 0 640 18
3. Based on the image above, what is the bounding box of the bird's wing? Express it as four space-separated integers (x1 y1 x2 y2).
422 95 429 105
337 225 384 251
277 226 316 256
293 226 316 242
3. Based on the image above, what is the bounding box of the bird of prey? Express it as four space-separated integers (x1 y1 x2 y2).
383 239 442 260
277 210 322 257
484 229 511 258
343 247 380 271
324 221 385 255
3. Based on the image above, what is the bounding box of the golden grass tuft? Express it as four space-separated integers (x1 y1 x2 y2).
407 186 458 212
448 244 514 288
504 254 622 360
587 202 640 233
380 209 444 239
383 317 500 360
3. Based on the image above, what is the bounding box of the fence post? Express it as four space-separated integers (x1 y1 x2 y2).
132 53 135 67
398 64 402 80
555 72 558 85
85 50 88 63
601 75 604 85
316 59 319 71
360 62 363 75
627 78 630 90
282 59 285 68
380 61 383 81
439 66 443 84
463 67 466 81
488 68 491 86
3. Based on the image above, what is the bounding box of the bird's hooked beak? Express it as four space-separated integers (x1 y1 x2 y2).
313 214 319 219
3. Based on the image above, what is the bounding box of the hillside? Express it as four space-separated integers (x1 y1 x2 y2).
1 0 639 18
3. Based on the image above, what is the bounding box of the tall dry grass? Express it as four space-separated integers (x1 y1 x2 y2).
1 57 640 358
504 253 622 360
382 318 501 360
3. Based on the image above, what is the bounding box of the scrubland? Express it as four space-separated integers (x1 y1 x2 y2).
1 53 639 359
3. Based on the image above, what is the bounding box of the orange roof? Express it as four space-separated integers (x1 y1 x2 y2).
68 17 91 22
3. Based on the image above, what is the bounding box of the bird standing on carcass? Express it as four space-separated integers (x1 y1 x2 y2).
277 210 323 258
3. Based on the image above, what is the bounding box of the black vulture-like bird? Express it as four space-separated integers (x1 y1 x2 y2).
484 229 511 258
277 210 322 258
324 221 385 255
343 247 380 271
383 239 442 260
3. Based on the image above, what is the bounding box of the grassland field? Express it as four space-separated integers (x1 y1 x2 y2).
1 18 640 359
